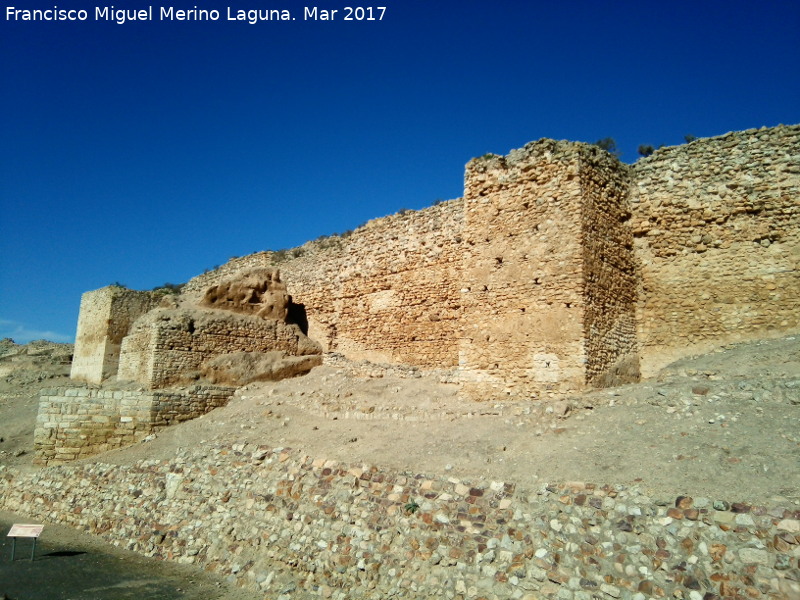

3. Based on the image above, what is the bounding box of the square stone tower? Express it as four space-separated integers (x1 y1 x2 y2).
69 286 158 384
459 140 639 401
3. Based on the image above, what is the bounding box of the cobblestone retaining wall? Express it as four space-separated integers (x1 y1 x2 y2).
34 385 235 465
2 444 798 599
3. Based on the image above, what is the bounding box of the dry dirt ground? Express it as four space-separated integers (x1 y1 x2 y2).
2 335 798 507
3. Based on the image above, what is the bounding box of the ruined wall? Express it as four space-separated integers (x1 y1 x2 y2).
34 384 235 465
459 142 639 401
118 308 319 389
186 200 465 369
69 286 158 384
631 125 800 375
91 125 799 401
3 443 798 599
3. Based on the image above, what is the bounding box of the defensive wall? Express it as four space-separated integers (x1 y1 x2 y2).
182 124 800 396
629 128 800 375
2 443 798 599
52 126 798 457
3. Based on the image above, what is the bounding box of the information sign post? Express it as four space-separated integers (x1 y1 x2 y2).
7 524 44 561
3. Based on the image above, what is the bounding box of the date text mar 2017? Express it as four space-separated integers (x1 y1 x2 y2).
304 7 386 21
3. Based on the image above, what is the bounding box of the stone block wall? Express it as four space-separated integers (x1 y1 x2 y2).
74 125 800 401
117 308 318 389
631 125 800 375
459 141 639 401
34 385 235 465
186 200 466 368
70 286 158 384
3 443 798 599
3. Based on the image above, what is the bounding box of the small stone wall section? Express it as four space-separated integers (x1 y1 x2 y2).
118 309 318 389
2 444 798 599
34 385 235 465
70 287 159 384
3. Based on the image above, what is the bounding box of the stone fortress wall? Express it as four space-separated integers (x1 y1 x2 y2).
183 124 800 397
629 128 800 375
58 124 799 441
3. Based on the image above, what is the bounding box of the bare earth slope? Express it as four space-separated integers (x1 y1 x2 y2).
2 335 798 506
0 339 72 467
80 335 800 506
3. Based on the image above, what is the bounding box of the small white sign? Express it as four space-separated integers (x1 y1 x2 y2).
7 524 44 538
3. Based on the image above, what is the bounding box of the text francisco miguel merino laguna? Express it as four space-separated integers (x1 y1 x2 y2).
5 5 387 23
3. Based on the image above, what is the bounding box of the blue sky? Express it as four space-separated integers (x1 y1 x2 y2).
1 0 798 343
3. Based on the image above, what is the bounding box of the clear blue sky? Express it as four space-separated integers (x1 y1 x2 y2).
1 0 798 343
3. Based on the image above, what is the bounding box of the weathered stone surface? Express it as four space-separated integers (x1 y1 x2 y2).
201 351 322 386
201 267 291 321
3 444 798 600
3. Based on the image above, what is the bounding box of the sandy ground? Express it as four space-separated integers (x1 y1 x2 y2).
1 335 798 598
0 509 261 600
3 335 797 505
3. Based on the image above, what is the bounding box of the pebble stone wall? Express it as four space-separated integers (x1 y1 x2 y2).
34 385 235 465
2 443 798 599
630 125 800 375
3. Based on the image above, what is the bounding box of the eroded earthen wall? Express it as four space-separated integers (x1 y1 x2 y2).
70 287 158 384
631 125 800 375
